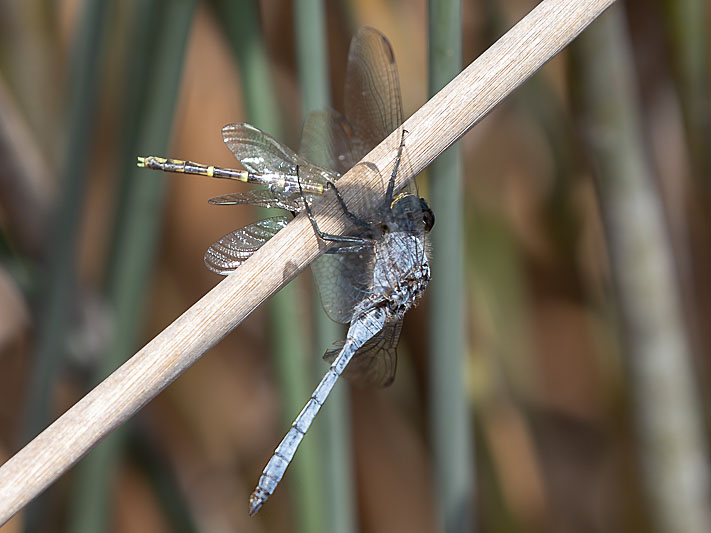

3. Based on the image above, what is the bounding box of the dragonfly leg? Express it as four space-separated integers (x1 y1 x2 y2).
385 128 408 208
297 166 371 246
324 178 377 234
325 243 371 255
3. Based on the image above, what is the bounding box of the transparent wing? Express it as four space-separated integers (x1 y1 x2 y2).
299 109 357 175
324 320 403 387
208 189 297 211
222 123 336 200
300 29 417 323
345 27 402 159
312 249 374 323
204 216 289 275
309 162 390 323
345 27 417 197
223 123 303 175
300 110 376 323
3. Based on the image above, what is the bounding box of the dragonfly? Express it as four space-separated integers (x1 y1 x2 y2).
138 27 434 515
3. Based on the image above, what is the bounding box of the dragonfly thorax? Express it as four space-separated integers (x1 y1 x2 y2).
368 231 432 322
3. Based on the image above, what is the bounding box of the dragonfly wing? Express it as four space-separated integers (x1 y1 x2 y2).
345 27 403 160
204 216 290 275
311 249 374 323
208 189 296 211
300 108 375 322
300 109 357 175
223 123 301 175
324 320 402 387
344 27 418 198
222 123 336 204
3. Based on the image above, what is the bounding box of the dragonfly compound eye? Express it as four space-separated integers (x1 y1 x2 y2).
422 210 435 231
418 198 435 231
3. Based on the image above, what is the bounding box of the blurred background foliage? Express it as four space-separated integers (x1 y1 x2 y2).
0 0 708 532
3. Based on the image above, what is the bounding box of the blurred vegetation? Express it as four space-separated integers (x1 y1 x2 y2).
0 1 708 532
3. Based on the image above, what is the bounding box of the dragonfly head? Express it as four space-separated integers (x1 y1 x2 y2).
389 193 435 233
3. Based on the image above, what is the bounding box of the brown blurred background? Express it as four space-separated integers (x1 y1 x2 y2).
0 0 709 532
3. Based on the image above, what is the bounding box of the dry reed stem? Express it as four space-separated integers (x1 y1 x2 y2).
0 0 615 523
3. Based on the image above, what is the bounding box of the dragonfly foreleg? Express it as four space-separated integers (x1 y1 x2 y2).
324 178 377 234
297 166 372 246
325 243 371 255
385 128 408 208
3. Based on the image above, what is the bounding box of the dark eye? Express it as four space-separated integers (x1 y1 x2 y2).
418 198 435 231
422 210 435 231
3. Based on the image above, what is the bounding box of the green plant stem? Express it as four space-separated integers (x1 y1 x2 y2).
294 2 355 532
211 1 326 530
427 2 475 532
68 1 196 532
295 0 330 114
22 0 110 530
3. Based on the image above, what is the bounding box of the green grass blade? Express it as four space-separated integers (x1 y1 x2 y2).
22 0 110 529
68 1 197 531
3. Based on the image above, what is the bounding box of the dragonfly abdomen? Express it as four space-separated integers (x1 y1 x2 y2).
137 155 250 180
248 307 388 514
136 155 326 196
